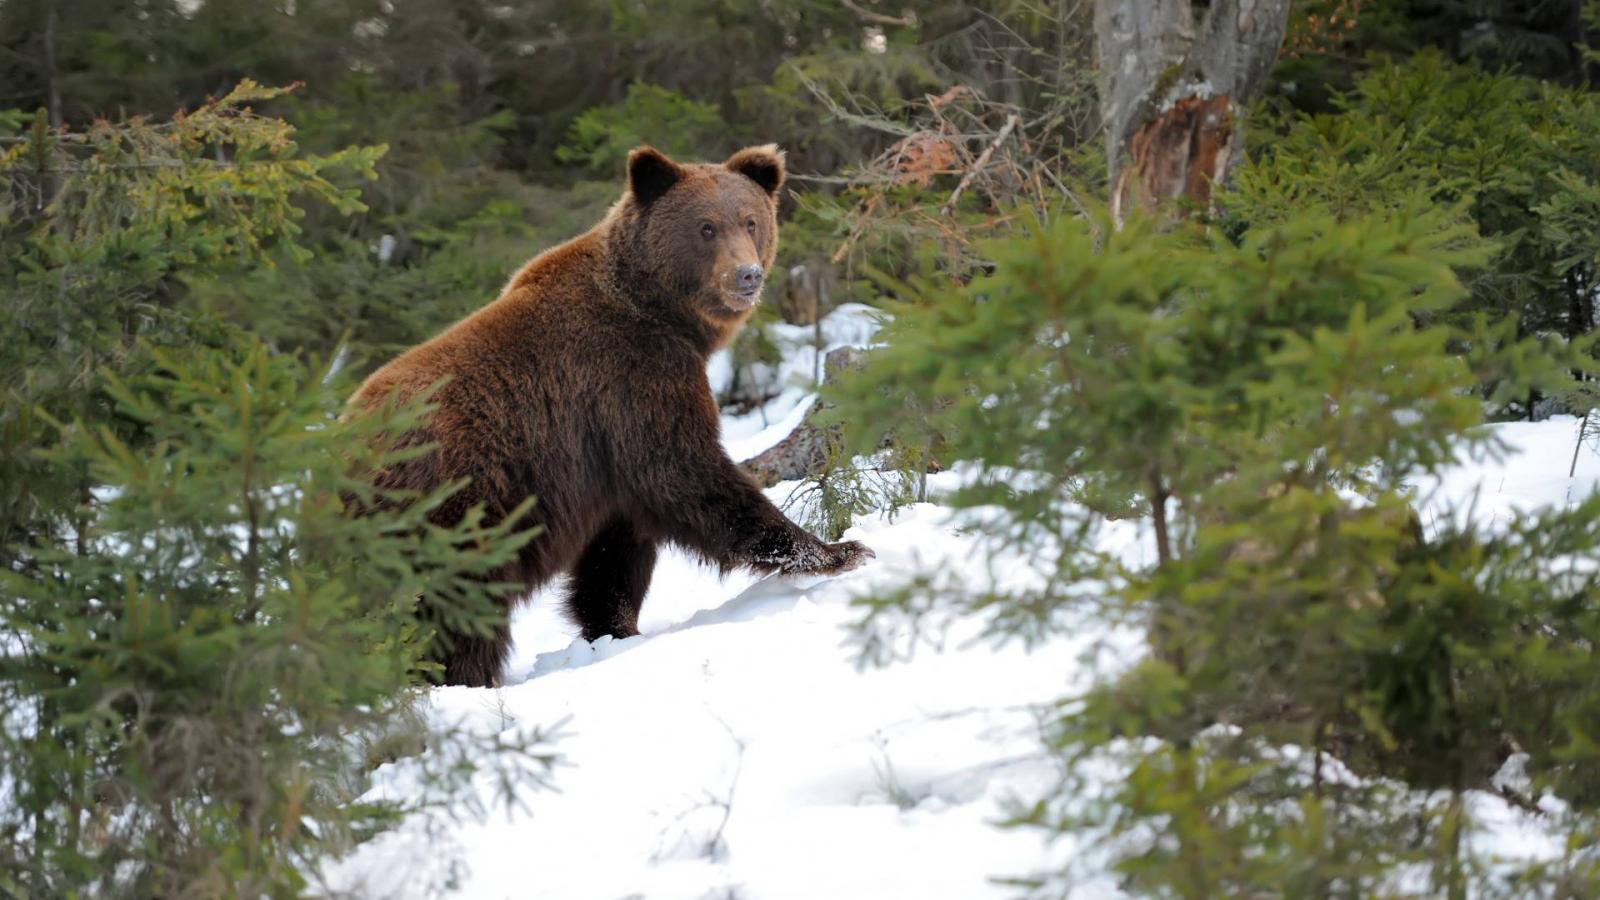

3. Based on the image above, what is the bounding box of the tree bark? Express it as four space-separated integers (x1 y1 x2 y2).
1094 0 1291 225
44 0 63 128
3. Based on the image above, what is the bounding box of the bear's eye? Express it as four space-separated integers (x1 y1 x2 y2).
745 217 757 235
700 222 716 240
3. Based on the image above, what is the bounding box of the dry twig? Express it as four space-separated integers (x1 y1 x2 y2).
941 113 1019 216
841 0 917 27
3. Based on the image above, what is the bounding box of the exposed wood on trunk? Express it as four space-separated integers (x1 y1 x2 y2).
1112 94 1234 222
1094 0 1290 225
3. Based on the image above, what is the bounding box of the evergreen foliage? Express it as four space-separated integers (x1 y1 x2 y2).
5 2 1600 895
0 83 552 895
556 82 727 173
0 341 553 896
830 204 1600 894
0 81 382 572
1236 53 1600 417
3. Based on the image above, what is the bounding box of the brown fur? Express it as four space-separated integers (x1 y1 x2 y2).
349 145 873 686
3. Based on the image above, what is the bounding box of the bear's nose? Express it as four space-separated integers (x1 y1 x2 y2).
734 264 764 293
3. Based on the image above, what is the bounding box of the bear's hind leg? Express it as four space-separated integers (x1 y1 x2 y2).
420 575 517 687
565 518 658 642
437 619 512 687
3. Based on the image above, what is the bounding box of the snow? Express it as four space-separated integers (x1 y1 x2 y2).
325 497 1139 899
722 393 815 464
1418 415 1600 533
321 318 1600 900
717 302 883 462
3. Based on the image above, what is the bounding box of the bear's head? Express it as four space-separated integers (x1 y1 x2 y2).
611 144 785 345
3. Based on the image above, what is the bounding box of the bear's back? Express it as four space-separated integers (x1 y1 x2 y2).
351 231 605 411
347 227 671 530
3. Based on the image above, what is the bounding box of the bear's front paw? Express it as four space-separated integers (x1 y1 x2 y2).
818 540 875 575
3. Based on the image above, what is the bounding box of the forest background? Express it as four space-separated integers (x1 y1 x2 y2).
4 1 1600 896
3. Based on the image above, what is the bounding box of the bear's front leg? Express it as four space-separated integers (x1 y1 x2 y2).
622 376 874 577
629 442 874 577
639 459 874 577
748 526 875 576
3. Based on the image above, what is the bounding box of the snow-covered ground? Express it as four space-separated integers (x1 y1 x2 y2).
712 302 881 463
327 497 1141 900
322 305 1600 899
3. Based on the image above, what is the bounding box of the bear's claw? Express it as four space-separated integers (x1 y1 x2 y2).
824 540 875 574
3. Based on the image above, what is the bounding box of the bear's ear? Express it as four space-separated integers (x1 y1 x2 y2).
628 146 683 206
725 144 786 198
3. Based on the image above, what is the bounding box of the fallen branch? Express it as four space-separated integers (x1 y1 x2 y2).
742 347 864 486
841 0 917 27
940 112 1019 216
830 193 880 265
1497 783 1545 817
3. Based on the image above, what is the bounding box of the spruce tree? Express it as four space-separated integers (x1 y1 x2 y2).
830 205 1600 896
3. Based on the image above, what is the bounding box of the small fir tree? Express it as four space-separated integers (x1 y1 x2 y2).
830 206 1600 896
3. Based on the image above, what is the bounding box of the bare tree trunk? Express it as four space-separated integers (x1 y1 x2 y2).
1094 0 1290 225
44 0 63 127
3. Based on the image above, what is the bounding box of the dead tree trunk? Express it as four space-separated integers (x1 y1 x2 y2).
1094 0 1291 225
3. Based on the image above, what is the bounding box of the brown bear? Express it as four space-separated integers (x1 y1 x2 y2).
348 144 874 687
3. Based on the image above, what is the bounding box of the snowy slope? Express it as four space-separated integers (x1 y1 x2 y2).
326 499 1138 900
321 303 1600 899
